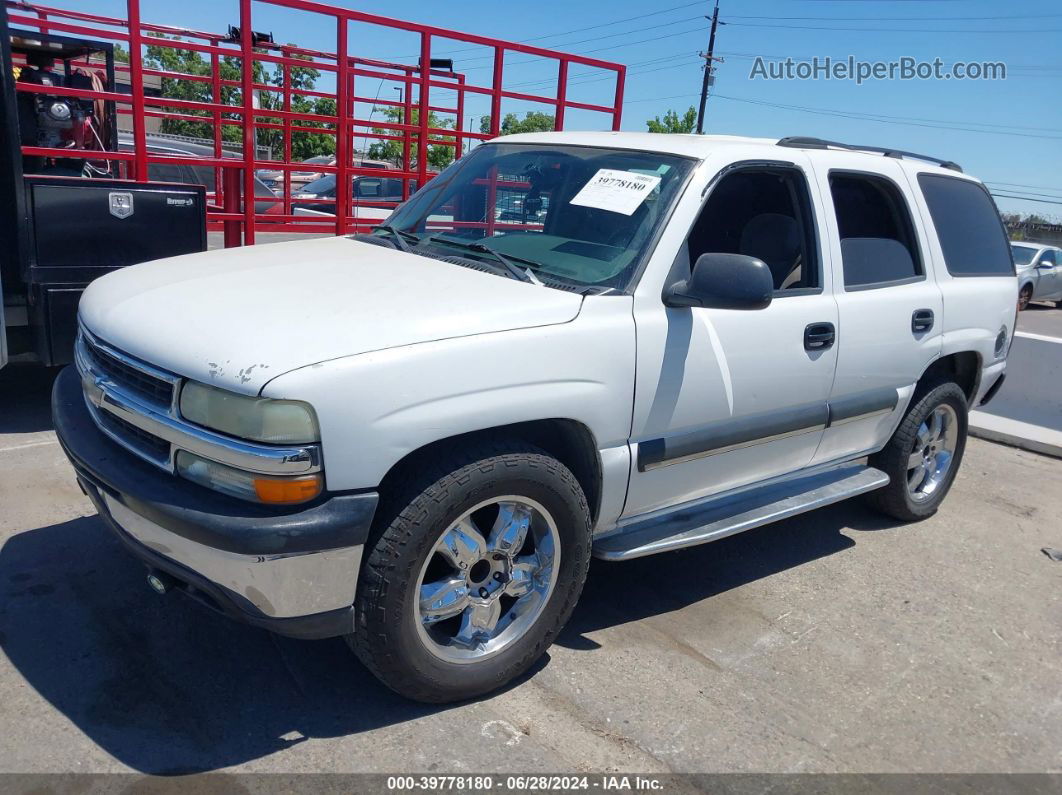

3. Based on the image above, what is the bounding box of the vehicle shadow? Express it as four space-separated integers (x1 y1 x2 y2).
0 515 470 774
0 364 59 434
557 499 901 649
0 500 900 773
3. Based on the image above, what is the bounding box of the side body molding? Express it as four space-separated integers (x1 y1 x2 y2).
638 388 899 471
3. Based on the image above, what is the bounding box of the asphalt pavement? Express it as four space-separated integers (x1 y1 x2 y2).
966 303 1062 458
1001 304 1062 429
1 362 1060 775
3 248 1059 774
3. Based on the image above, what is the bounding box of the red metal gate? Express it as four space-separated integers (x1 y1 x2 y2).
6 0 626 245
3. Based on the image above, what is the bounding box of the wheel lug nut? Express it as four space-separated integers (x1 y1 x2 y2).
492 553 505 561
479 587 489 598
493 572 504 581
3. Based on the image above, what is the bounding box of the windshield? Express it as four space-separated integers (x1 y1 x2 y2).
300 174 336 194
1010 244 1039 266
381 143 695 291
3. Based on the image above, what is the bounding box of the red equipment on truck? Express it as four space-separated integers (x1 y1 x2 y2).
1 0 625 370
5 0 626 242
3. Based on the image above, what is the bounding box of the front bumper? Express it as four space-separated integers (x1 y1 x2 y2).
52 366 378 639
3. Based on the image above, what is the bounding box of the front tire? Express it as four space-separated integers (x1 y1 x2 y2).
351 441 591 703
866 381 968 522
1018 284 1033 311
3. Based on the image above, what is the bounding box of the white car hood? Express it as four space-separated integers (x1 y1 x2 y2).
79 236 583 393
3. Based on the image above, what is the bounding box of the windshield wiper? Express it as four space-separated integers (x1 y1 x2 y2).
372 224 420 253
424 236 544 284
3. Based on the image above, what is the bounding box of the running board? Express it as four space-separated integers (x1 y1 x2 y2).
593 464 889 561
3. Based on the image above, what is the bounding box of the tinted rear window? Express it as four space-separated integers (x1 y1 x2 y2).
918 174 1014 277
830 172 922 288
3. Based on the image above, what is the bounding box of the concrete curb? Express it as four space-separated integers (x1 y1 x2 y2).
969 411 1062 459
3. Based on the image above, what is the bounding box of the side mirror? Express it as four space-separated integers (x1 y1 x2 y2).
1036 260 1055 269
664 252 773 310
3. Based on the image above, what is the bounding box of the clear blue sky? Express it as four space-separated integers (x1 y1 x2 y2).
79 0 1062 218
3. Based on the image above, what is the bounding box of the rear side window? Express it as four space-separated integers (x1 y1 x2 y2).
1011 245 1038 266
830 172 922 289
917 174 1014 277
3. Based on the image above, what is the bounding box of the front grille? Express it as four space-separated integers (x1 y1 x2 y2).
83 336 175 408
97 409 171 463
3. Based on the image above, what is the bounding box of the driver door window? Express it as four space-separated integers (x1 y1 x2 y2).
686 167 820 293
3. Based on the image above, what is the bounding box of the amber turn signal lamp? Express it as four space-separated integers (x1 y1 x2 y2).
253 473 323 504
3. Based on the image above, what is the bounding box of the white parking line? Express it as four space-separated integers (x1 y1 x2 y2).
0 438 59 453
1014 331 1062 344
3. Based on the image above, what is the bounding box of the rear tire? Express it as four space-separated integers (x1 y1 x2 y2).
866 381 968 522
350 440 591 703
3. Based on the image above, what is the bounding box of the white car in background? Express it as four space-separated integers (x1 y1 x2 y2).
1011 242 1062 310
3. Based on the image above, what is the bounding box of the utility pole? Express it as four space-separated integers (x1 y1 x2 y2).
696 0 721 134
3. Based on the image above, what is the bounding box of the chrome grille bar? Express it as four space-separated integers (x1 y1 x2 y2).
75 325 321 476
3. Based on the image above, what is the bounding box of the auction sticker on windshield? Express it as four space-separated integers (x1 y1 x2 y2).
570 169 662 216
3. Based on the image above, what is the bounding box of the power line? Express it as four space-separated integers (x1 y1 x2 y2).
509 55 698 90
986 187 1062 200
385 1 704 59
727 13 1062 21
991 193 1062 207
725 21 1062 33
624 92 702 104
452 17 705 65
456 26 708 73
484 1 702 44
987 181 1062 194
702 85 1062 134
709 94 1062 140
621 92 1062 141
714 49 1061 71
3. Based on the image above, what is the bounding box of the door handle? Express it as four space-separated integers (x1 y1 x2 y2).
912 309 935 334
804 322 835 351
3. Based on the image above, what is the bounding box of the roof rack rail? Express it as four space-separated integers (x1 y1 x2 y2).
776 136 962 173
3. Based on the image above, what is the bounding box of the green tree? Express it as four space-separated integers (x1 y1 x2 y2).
140 35 335 161
478 111 556 136
646 106 697 134
366 106 455 170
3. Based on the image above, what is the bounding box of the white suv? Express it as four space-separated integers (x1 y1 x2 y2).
54 133 1016 702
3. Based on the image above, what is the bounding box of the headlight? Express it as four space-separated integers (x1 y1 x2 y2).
176 451 322 505
179 381 319 444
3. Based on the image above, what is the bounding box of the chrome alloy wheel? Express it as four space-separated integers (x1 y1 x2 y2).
906 404 959 502
413 496 560 664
